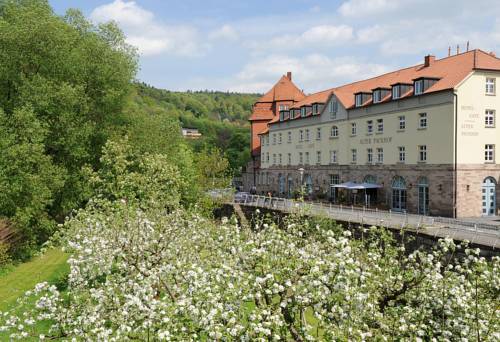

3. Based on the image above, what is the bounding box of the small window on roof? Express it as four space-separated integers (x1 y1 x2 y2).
392 85 400 99
301 107 306 117
373 90 381 103
414 80 424 95
355 94 363 107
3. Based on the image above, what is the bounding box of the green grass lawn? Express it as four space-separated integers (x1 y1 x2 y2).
0 248 69 312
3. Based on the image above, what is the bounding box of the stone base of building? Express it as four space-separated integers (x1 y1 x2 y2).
248 164 500 218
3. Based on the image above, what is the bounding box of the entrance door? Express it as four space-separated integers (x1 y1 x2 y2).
278 174 285 196
287 177 293 198
418 177 429 215
482 177 497 216
391 177 407 212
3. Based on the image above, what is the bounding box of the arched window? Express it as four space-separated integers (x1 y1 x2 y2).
364 175 377 184
482 177 497 216
391 176 407 211
330 125 339 138
392 176 406 189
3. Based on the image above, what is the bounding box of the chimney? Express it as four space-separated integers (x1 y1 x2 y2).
424 55 435 67
448 46 451 57
286 71 292 81
466 41 470 52
456 44 460 54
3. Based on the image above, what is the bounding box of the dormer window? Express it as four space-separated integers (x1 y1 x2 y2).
312 103 319 115
392 86 400 99
414 80 424 95
355 94 363 107
373 90 381 103
279 111 284 121
300 107 306 117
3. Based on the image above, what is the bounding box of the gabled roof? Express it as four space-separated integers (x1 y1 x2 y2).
249 74 306 121
333 49 500 109
258 75 306 103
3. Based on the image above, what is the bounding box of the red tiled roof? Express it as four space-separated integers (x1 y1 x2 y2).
333 49 500 109
258 75 306 103
268 49 500 127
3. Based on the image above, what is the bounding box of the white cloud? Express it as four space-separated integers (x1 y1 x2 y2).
338 0 406 17
91 0 204 57
249 25 354 52
232 54 389 93
209 25 239 41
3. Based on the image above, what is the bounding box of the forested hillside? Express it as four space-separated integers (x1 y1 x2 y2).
129 83 258 173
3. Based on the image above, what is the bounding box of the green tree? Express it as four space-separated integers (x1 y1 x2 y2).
196 147 231 190
0 107 64 257
0 0 137 216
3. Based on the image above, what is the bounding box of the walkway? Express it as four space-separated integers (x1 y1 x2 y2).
233 194 500 250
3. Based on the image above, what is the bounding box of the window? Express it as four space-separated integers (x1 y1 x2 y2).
392 86 400 99
399 146 406 163
330 150 338 164
278 133 282 144
377 119 384 133
485 110 495 127
330 174 340 185
279 104 288 111
316 151 321 164
287 131 292 143
273 154 276 165
373 90 381 103
418 145 427 162
330 126 339 138
272 134 276 145
301 107 306 117
377 148 384 163
367 148 373 164
329 101 338 119
266 152 269 163
313 104 319 115
287 153 291 165
486 77 496 95
280 112 284 121
399 116 406 130
299 130 304 142
305 129 310 141
305 152 310 164
351 149 357 163
351 122 357 136
414 79 424 95
485 144 495 162
316 127 321 140
278 153 282 165
367 120 373 134
355 94 363 107
419 113 427 129
299 152 303 164
261 152 264 162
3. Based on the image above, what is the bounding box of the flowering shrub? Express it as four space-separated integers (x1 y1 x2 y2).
1 202 498 341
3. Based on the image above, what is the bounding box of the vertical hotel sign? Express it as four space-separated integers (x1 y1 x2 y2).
461 105 479 137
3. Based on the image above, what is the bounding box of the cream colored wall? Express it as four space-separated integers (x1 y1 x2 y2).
456 71 500 164
260 98 455 168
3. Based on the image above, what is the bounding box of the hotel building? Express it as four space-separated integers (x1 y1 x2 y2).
243 50 500 218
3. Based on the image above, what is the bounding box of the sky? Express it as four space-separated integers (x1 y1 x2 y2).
49 0 500 94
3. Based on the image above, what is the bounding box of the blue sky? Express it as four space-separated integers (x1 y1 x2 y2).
49 0 500 93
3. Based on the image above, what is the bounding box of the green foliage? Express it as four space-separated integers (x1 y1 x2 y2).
0 107 64 253
86 138 186 210
0 0 137 256
132 83 257 174
196 147 231 190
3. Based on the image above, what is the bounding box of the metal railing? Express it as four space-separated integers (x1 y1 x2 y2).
230 194 499 249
